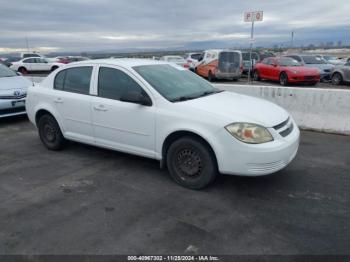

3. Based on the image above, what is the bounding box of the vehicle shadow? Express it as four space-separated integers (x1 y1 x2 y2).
0 115 29 127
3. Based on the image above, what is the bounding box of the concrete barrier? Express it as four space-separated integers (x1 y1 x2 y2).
215 84 350 135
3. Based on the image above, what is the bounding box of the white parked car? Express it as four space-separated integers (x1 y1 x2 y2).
10 57 63 74
160 56 189 68
26 59 300 189
184 52 202 71
0 64 32 118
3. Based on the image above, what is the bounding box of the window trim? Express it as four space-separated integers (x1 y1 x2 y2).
96 65 152 104
53 66 93 95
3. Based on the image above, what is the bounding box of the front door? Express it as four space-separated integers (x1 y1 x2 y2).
91 66 156 158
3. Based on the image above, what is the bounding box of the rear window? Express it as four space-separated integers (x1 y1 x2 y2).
54 67 92 95
190 54 201 60
219 52 240 66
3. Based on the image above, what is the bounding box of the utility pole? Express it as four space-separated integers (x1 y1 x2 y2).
291 30 294 48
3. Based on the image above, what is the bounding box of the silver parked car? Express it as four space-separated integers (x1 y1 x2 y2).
285 55 335 81
331 61 350 85
0 64 32 118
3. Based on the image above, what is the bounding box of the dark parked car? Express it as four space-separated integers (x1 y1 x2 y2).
241 52 260 75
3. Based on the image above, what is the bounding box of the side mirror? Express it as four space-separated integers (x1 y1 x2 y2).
120 91 152 106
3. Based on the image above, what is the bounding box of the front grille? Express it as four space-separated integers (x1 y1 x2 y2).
0 106 26 115
280 123 294 137
0 94 26 100
273 117 289 130
324 69 331 73
247 160 286 173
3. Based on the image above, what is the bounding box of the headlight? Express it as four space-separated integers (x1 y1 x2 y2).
225 123 274 144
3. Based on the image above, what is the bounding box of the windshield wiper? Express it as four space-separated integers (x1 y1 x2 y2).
171 95 197 102
196 89 223 98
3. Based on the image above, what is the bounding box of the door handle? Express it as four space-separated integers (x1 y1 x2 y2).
54 97 63 104
93 105 107 111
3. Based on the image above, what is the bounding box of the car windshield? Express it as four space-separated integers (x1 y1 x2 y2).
133 64 221 102
324 56 338 60
279 57 301 66
302 56 325 64
0 64 17 78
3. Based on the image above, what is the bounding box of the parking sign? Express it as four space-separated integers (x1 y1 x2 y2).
244 11 263 22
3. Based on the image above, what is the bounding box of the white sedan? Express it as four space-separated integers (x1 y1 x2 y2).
10 57 63 74
160 55 189 68
26 59 299 189
0 64 32 118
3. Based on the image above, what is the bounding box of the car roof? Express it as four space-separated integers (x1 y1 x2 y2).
71 58 171 68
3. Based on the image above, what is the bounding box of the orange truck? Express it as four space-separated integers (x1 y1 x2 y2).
195 49 243 81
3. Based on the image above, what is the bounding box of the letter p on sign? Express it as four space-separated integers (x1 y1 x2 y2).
244 11 264 22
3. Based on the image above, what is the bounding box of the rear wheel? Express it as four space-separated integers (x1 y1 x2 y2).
208 71 215 82
280 72 288 86
166 137 217 189
331 73 343 85
38 114 66 150
253 70 260 81
18 67 28 74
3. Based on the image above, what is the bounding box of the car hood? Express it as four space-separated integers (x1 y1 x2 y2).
180 91 289 127
0 76 32 93
304 63 334 70
283 66 319 74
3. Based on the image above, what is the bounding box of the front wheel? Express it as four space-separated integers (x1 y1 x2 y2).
166 137 217 189
253 70 260 81
280 72 288 86
38 114 66 150
331 73 343 85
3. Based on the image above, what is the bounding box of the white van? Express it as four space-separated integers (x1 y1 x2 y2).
195 49 243 81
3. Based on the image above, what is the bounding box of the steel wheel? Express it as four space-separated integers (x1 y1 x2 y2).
166 136 217 189
331 73 342 85
253 70 260 81
38 114 66 150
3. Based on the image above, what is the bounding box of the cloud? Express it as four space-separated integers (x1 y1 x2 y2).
0 0 349 53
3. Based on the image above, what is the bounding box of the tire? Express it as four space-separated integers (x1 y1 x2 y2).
166 136 217 189
253 70 260 81
51 66 59 72
331 73 343 85
38 114 66 150
18 67 28 74
208 71 215 82
279 72 288 86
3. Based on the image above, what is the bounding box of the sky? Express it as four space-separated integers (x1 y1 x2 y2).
0 0 350 53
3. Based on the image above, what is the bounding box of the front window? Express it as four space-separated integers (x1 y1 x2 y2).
278 58 301 67
0 64 17 78
302 56 325 64
133 64 220 102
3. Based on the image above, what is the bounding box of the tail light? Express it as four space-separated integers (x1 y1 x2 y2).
183 64 189 68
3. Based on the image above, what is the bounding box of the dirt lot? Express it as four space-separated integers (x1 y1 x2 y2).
0 116 349 255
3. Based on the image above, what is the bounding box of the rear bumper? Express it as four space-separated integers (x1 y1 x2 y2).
215 71 241 80
0 99 26 118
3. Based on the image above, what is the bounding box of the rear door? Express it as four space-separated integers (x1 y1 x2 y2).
218 51 241 76
91 65 156 158
52 66 94 143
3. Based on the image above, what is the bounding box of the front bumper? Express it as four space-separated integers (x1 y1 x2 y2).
0 99 26 118
216 118 300 176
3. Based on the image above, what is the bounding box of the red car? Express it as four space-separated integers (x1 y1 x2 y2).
253 57 320 86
